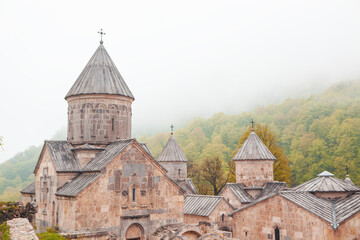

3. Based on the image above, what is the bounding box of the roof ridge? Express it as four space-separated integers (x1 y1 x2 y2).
187 194 223 198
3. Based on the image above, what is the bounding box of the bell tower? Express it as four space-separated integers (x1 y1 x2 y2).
65 37 134 145
233 121 276 187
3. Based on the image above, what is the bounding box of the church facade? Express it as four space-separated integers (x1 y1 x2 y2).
21 40 360 240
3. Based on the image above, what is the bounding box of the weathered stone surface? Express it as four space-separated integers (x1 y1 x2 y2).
235 160 273 187
67 94 133 145
232 194 360 240
7 218 38 240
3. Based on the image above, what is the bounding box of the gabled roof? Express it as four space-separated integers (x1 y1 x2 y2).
46 141 82 172
20 182 35 195
184 195 234 217
335 193 360 224
233 131 276 161
292 171 360 192
65 43 134 99
56 173 100 197
157 134 188 162
219 183 253 203
34 141 82 174
139 142 153 157
175 178 198 195
255 182 288 200
58 139 184 197
230 191 360 229
83 139 133 171
280 191 334 223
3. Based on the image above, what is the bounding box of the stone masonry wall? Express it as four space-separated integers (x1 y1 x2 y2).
235 160 273 187
73 149 102 168
35 146 58 232
219 187 244 209
184 199 233 232
67 94 133 145
333 212 360 239
57 143 184 239
160 162 187 180
232 195 335 240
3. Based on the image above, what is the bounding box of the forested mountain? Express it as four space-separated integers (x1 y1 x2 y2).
1 80 360 200
139 79 360 188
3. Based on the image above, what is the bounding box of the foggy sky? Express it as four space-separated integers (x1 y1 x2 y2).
1 0 360 163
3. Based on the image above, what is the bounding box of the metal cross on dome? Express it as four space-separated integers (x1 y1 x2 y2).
98 29 106 44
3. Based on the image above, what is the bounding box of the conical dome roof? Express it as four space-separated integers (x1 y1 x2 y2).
157 134 188 162
65 43 134 99
292 171 360 192
233 131 276 160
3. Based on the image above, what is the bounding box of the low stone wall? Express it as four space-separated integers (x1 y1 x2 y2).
7 218 38 240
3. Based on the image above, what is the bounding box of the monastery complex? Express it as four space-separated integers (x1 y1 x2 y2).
20 40 360 240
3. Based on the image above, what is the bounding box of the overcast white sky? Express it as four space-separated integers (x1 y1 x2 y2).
1 0 360 163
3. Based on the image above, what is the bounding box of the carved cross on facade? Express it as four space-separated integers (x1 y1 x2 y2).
251 119 255 131
170 124 174 134
98 29 106 44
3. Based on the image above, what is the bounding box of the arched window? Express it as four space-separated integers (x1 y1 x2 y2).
222 214 225 221
112 118 114 131
132 186 136 202
275 227 280 240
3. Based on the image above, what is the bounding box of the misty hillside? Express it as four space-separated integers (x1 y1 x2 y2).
1 79 360 200
139 79 360 187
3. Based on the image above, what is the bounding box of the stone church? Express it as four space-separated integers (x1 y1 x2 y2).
21 39 360 240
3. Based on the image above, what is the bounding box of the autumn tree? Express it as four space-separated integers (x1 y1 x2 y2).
230 124 291 185
200 157 228 195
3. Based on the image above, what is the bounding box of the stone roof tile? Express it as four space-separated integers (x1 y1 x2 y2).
233 131 276 161
65 43 134 99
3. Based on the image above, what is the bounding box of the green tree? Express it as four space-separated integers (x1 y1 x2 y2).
200 157 228 195
230 124 291 185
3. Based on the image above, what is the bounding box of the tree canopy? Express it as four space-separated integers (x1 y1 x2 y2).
230 124 291 184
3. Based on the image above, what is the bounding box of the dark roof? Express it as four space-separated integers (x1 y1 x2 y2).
157 134 188 162
292 171 360 192
46 141 81 172
231 191 360 229
175 179 198 195
56 173 100 197
20 182 35 194
280 191 334 223
219 183 253 203
233 131 276 161
83 139 133 171
184 195 233 216
335 193 360 224
255 182 288 200
65 43 134 99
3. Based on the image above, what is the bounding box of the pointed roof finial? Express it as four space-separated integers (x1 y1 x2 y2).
346 165 349 175
170 124 174 135
98 29 106 44
251 118 255 131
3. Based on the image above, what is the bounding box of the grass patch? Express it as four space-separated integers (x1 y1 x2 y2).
37 227 66 240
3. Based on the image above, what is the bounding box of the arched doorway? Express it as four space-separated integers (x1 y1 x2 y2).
181 231 201 240
125 223 144 240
